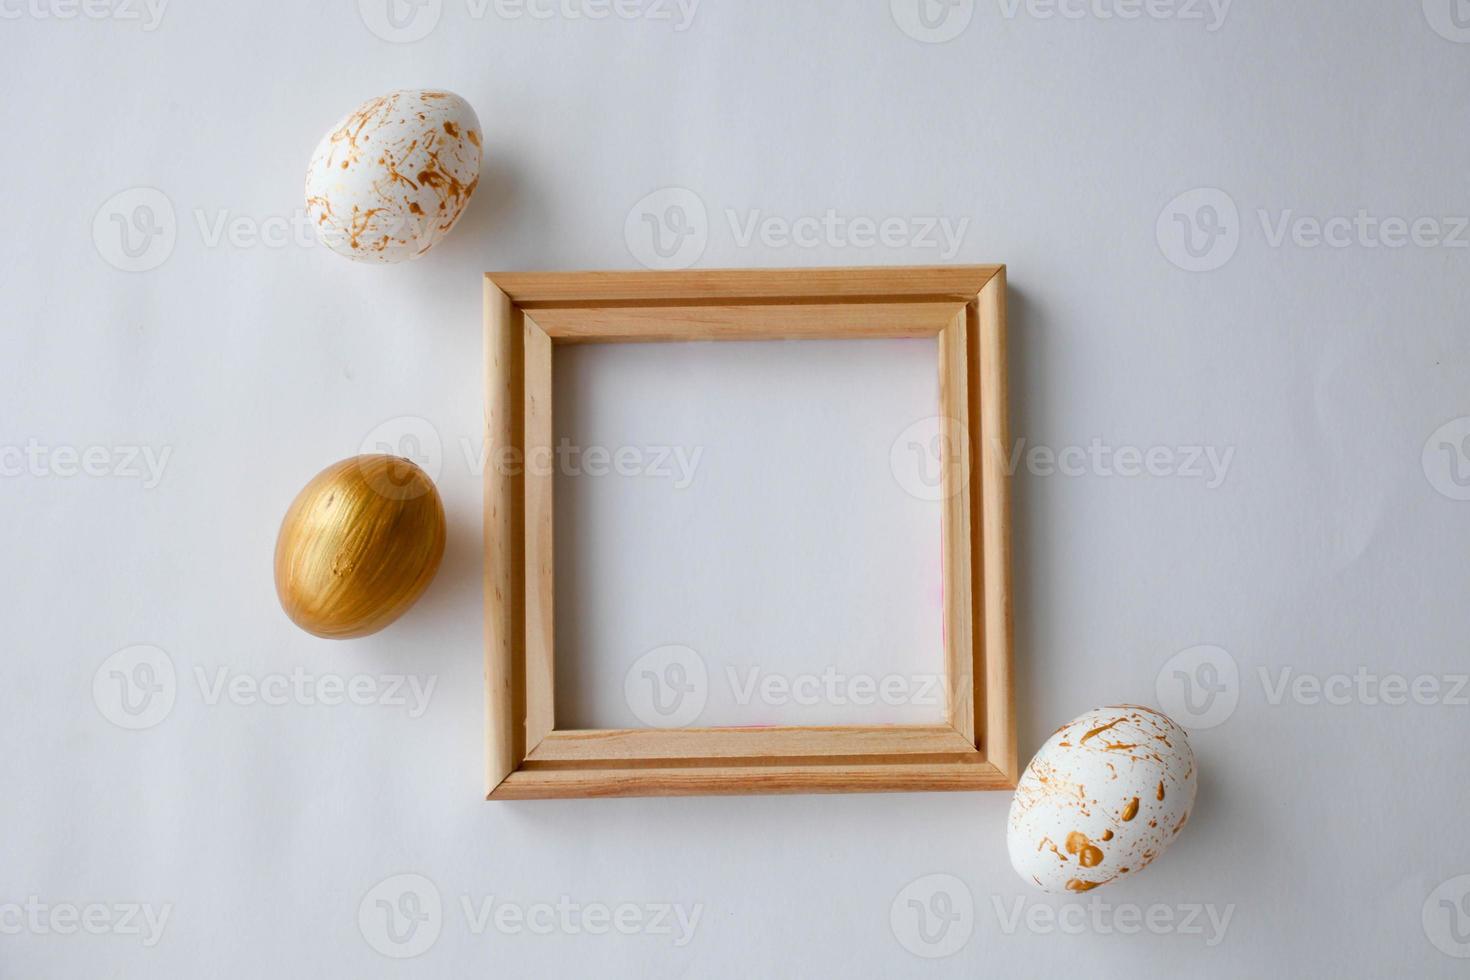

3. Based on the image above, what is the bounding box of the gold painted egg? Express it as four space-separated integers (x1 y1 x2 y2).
274 455 446 639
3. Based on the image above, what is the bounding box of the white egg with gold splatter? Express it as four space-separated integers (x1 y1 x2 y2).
305 89 482 263
1007 705 1196 894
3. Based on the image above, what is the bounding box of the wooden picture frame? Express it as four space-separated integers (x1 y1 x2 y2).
483 265 1015 799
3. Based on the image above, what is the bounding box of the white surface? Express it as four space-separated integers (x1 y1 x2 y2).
4 2 1470 977
553 338 946 728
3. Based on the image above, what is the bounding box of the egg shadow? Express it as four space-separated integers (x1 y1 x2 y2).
430 146 562 271
1004 281 1046 760
447 152 518 251
394 495 480 631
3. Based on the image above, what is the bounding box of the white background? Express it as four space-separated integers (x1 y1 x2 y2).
4 0 1470 976
553 337 949 729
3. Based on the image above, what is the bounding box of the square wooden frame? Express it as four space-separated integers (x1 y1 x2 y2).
483 265 1014 799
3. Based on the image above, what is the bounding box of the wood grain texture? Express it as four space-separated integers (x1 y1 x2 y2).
526 726 977 763
937 310 977 745
485 280 526 795
975 267 1018 785
526 301 962 343
489 760 1014 799
486 266 1000 305
484 265 1015 799
523 317 555 750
